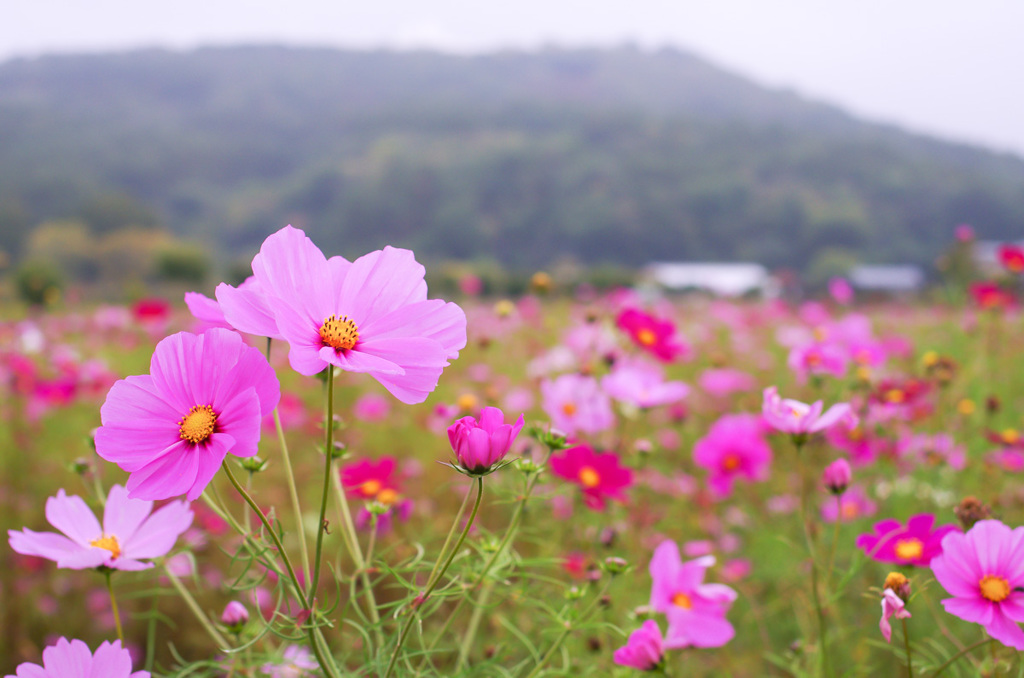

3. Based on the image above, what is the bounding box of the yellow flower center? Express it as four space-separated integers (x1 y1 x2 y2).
848 427 864 441
980 574 1011 603
457 393 479 412
377 488 399 506
89 534 122 560
958 399 976 415
561 402 577 416
894 538 923 561
636 329 657 346
722 454 741 471
884 571 908 591
671 592 692 609
578 466 601 488
179 405 217 444
855 349 873 365
841 502 860 520
921 350 939 367
806 351 822 367
360 479 382 497
813 326 828 342
1002 429 1019 445
319 314 359 350
885 389 906 404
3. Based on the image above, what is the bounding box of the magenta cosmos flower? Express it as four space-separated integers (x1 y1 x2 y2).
762 386 855 436
9 485 192 571
931 520 1024 649
95 329 280 500
550 444 632 510
540 373 614 436
5 637 149 678
855 514 959 567
649 540 737 648
692 413 772 499
448 406 525 475
218 226 466 404
612 619 665 671
616 308 687 362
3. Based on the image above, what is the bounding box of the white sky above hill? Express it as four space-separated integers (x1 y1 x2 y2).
4 0 1023 157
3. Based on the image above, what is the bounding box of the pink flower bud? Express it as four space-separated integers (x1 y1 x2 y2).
221 601 249 628
447 406 525 475
822 458 852 495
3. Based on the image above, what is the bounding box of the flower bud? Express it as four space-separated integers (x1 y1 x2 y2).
240 456 269 473
448 407 525 476
221 601 249 631
822 458 852 495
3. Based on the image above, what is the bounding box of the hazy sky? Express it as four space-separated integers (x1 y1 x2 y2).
5 1 1023 156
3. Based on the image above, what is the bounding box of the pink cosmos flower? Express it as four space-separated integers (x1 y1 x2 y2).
261 645 318 678
931 520 1024 649
999 244 1024 274
698 368 756 398
550 444 632 511
692 413 772 498
787 343 848 382
183 291 233 331
821 485 876 523
95 329 280 500
215 276 282 339
855 514 959 567
9 485 192 571
218 226 467 403
880 589 911 643
762 386 856 437
616 308 688 362
601 361 689 409
649 540 737 648
340 457 403 506
829 277 854 305
540 373 614 436
5 637 149 678
353 392 392 422
612 620 665 671
447 406 525 475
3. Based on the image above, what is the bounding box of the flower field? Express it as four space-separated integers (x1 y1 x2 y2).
2 227 1024 677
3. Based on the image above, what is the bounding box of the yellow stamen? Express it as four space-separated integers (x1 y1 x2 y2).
884 389 906 404
360 479 382 497
578 466 601 488
722 454 741 472
561 402 577 416
884 572 908 591
376 488 399 506
1002 429 1019 445
636 329 657 347
806 352 822 367
319 314 359 350
457 393 479 412
894 538 923 562
980 574 1011 603
671 592 692 609
179 405 217 444
89 534 122 560
957 399 976 415
841 502 859 520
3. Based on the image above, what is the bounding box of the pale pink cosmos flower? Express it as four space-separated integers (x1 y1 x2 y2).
698 368 756 398
541 373 614 436
821 485 877 523
261 644 318 678
5 637 149 678
787 343 848 382
218 226 466 404
649 540 737 648
612 619 665 671
353 392 392 422
931 520 1024 649
879 589 911 643
95 329 280 500
601 360 689 409
762 386 856 437
8 485 192 571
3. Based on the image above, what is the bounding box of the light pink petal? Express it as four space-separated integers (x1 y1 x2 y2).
13 663 50 678
323 345 405 376
360 299 467 359
251 225 333 323
986 610 1024 650
931 554 980 598
56 547 112 570
649 540 683 610
970 520 1012 575
186 433 235 500
100 375 181 423
8 529 84 562
184 291 228 327
336 246 428 327
89 640 136 678
126 443 203 501
149 333 202 411
215 339 280 415
942 597 995 626
683 613 735 647
215 280 281 339
102 485 153 541
809 403 853 433
216 388 263 458
123 500 193 560
45 490 101 546
94 420 180 469
40 638 91 678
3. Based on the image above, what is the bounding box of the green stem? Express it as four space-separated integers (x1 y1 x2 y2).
385 477 485 678
104 570 124 644
825 493 842 582
931 638 992 677
425 483 476 588
163 565 230 649
331 472 383 645
523 578 613 678
308 367 336 602
222 460 341 678
902 617 913 678
794 440 830 678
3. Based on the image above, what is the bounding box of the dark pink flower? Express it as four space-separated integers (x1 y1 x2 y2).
648 540 736 648
448 406 524 475
8 485 192 571
95 329 280 500
616 308 687 362
855 514 959 567
931 520 1024 650
550 444 632 511
340 457 402 506
612 620 664 671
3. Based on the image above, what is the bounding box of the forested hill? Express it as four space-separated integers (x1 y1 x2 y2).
1 45 1023 272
